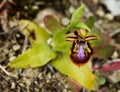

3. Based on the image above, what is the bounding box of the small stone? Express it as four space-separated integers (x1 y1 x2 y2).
16 33 21 38
32 5 39 10
108 70 120 83
105 13 114 20
34 88 39 92
24 78 31 87
46 79 50 83
13 44 20 51
61 17 70 26
118 90 120 92
9 49 15 57
69 6 75 14
22 68 39 78
93 0 99 4
9 56 16 61
3 49 9 54
47 73 51 79
11 40 16 44
63 89 67 92
64 84 69 89
34 80 38 84
111 51 118 59
96 8 105 17
11 82 16 89
38 73 43 79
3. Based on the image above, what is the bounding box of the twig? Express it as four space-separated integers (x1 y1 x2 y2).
22 36 29 52
0 26 19 35
0 0 16 9
0 0 7 9
109 29 120 37
0 64 9 75
47 64 55 73
0 65 17 78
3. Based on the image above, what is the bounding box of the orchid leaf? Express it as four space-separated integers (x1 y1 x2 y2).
94 72 106 89
43 15 62 34
91 31 115 59
88 28 101 47
64 5 85 33
94 45 115 59
51 53 95 90
93 60 120 71
95 72 106 85
9 43 57 68
85 16 95 29
68 77 83 92
70 5 85 26
52 31 71 53
19 20 50 43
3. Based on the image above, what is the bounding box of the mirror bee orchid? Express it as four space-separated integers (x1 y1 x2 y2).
67 29 97 66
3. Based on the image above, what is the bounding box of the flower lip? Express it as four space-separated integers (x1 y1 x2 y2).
66 29 98 66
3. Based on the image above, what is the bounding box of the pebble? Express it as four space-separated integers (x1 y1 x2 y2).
105 13 114 20
108 70 120 83
9 50 15 57
24 78 32 87
61 17 70 26
47 73 51 79
9 56 16 61
3 49 9 54
16 33 21 38
63 89 67 92
111 51 118 59
12 44 20 51
11 82 16 89
118 90 120 92
38 73 43 80
93 0 99 4
96 7 105 17
22 68 39 78
32 5 39 10
69 6 75 14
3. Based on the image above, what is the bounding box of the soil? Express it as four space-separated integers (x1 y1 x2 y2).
0 0 120 92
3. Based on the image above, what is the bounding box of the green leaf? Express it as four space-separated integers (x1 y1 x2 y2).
85 16 95 29
74 22 91 32
70 5 85 25
94 72 106 89
51 53 95 90
43 15 62 34
95 72 106 85
9 43 57 68
94 45 115 59
91 30 115 59
64 5 85 33
52 31 71 53
88 28 101 47
19 20 50 43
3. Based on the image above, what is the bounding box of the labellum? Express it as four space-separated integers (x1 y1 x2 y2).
67 29 97 66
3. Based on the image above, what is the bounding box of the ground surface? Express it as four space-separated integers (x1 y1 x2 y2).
0 0 120 92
